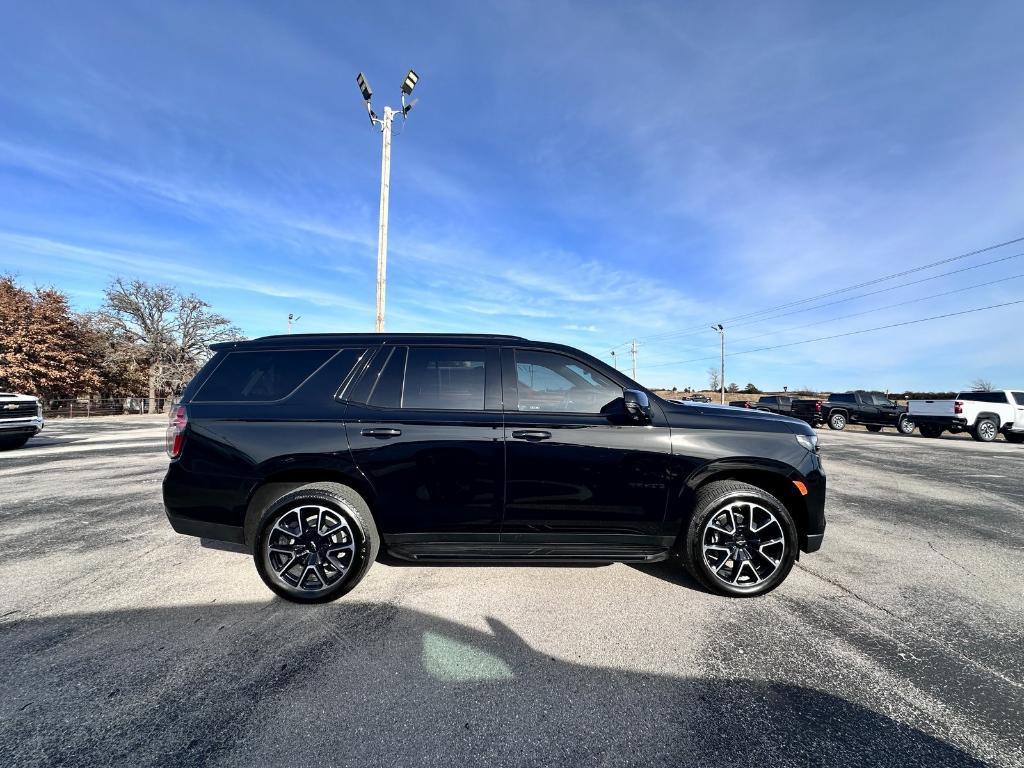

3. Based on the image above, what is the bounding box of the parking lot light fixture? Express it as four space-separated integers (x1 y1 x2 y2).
354 68 421 332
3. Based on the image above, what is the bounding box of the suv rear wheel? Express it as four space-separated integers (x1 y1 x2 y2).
919 425 942 438
865 425 882 432
253 482 379 603
681 480 797 597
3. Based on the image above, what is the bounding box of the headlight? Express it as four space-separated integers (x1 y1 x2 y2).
795 433 818 453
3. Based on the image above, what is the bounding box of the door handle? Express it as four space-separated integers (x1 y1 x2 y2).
360 428 402 439
511 429 552 441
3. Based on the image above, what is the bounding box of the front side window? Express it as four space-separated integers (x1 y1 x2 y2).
514 349 622 413
871 394 894 407
195 349 335 402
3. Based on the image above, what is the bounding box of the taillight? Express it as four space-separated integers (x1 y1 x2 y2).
954 400 963 415
166 405 188 459
815 400 822 413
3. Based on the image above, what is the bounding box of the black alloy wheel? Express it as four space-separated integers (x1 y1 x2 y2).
254 483 378 603
682 480 797 597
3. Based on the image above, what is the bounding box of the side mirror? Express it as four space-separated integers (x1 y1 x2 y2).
623 389 652 424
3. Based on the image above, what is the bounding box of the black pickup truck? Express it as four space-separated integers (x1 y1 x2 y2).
729 395 794 415
791 391 915 434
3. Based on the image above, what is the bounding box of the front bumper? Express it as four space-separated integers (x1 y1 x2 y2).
0 416 44 436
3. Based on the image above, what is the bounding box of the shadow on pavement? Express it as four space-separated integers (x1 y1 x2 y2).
0 601 985 767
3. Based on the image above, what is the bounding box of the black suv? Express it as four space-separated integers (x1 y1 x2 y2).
163 334 826 602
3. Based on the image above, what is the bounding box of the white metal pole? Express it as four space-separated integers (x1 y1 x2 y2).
375 107 394 333
720 328 725 404
630 338 637 381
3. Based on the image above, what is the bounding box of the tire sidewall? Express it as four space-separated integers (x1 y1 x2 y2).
253 485 377 604
686 486 798 597
897 417 915 435
829 412 846 430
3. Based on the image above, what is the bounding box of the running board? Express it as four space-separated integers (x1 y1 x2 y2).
386 542 670 564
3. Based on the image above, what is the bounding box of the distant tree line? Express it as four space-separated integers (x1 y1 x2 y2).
0 275 241 412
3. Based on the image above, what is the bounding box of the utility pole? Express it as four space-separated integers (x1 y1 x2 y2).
711 324 725 403
610 350 618 370
287 313 301 334
630 338 638 381
355 70 419 333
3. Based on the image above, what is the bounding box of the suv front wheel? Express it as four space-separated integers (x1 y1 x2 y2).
681 480 797 597
254 482 379 603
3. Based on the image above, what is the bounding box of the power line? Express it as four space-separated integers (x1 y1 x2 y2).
640 249 1024 350
629 235 1024 348
726 272 1024 346
642 299 1024 369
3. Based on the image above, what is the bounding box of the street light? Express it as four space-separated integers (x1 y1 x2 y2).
355 69 420 332
711 324 725 404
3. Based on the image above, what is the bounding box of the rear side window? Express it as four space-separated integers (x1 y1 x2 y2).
195 349 334 402
958 391 1009 404
762 396 776 404
367 346 488 410
832 393 856 404
1014 392 1024 406
403 347 487 410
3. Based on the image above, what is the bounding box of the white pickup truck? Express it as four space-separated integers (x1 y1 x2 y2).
0 392 44 450
907 390 1024 443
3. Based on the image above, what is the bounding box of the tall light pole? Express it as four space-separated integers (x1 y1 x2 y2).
630 338 638 381
287 313 301 334
711 324 724 403
356 69 419 333
610 350 618 370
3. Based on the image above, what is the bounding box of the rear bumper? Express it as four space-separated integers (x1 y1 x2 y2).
165 509 245 545
912 415 967 431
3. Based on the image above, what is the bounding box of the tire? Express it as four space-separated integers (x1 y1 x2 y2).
897 416 916 435
0 436 30 451
253 482 379 604
972 418 998 443
1006 432 1024 444
919 425 942 438
865 425 882 433
828 412 847 431
681 480 798 597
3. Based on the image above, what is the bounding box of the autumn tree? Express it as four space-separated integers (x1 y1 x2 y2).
96 278 241 412
0 275 101 398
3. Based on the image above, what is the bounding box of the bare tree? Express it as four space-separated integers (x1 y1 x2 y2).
97 279 241 412
706 366 721 391
970 377 994 392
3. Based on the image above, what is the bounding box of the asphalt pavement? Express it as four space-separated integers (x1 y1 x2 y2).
1 417 1021 767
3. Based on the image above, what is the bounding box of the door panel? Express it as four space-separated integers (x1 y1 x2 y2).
501 347 673 541
345 346 503 540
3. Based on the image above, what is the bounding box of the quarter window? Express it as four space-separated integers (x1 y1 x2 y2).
195 349 335 402
1013 392 1024 406
514 350 622 413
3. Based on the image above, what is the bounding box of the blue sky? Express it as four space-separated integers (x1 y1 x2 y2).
0 1 1021 392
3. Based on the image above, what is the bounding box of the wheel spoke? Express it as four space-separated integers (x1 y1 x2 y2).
732 559 748 584
760 537 784 548
275 554 299 576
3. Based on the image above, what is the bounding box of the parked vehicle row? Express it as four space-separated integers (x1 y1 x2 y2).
908 390 1024 443
738 388 1023 443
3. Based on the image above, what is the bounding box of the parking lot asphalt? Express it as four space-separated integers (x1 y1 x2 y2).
1 417 1022 767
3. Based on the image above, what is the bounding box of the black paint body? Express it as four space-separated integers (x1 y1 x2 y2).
163 334 826 562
